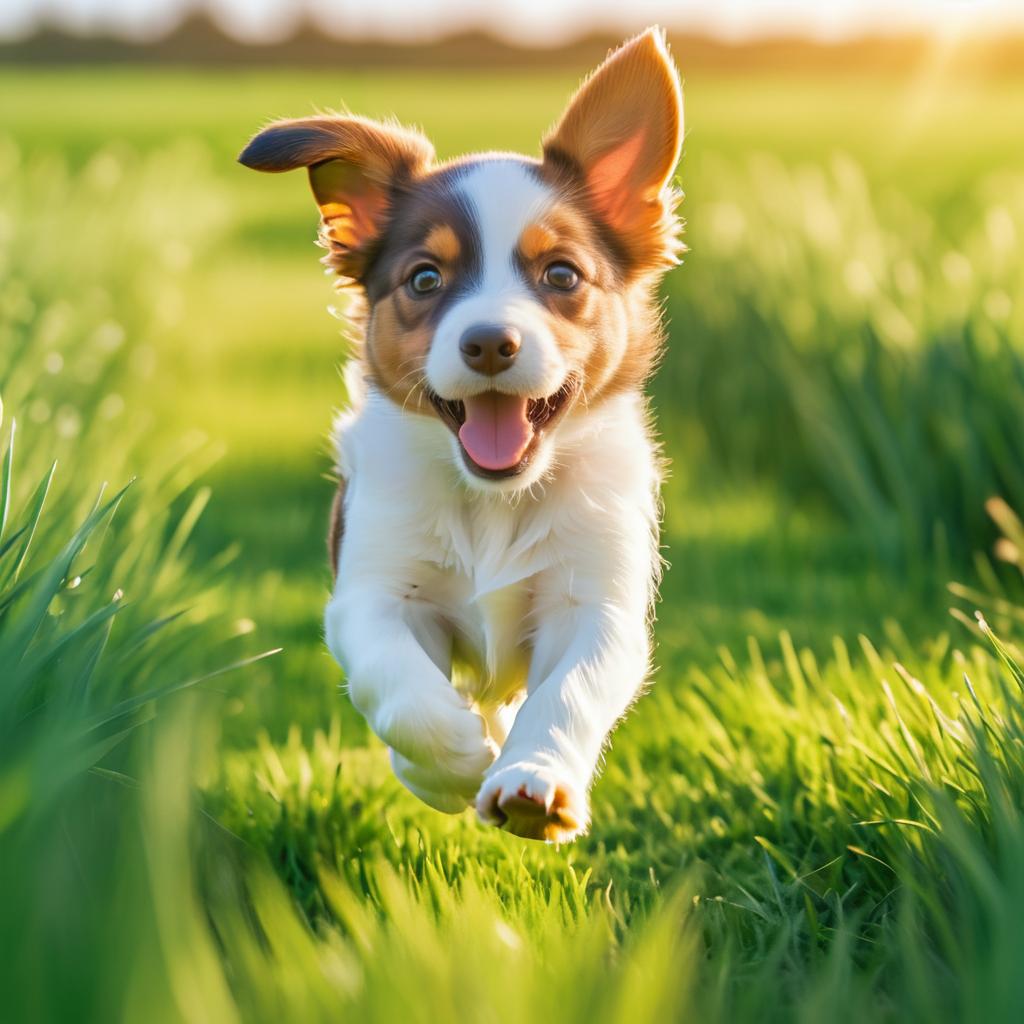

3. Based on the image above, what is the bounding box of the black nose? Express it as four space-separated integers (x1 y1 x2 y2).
459 324 521 376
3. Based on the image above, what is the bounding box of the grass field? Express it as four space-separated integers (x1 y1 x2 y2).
4 61 1024 1021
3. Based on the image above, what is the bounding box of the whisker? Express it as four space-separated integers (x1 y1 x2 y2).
401 379 428 416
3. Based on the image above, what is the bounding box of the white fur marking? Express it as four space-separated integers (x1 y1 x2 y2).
463 160 550 293
424 160 568 405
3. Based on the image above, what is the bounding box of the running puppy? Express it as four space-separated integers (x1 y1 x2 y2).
239 28 683 841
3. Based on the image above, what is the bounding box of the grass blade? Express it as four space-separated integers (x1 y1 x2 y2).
0 460 56 588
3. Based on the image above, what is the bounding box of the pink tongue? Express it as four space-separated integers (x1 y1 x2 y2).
458 393 534 471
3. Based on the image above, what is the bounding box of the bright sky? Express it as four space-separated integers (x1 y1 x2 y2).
4 0 1024 44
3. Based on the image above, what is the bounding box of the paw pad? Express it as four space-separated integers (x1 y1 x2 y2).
477 770 586 843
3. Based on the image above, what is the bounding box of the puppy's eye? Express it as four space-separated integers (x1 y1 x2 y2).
543 262 579 291
409 264 443 295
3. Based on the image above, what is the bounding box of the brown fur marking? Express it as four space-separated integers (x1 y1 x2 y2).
423 224 461 264
328 477 346 579
518 222 559 262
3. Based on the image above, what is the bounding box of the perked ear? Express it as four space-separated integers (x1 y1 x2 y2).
239 116 434 279
543 28 683 271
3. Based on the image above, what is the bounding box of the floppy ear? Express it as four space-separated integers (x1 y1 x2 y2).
239 115 434 279
543 28 683 271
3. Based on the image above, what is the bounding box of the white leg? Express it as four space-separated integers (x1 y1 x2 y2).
326 586 497 809
476 598 650 842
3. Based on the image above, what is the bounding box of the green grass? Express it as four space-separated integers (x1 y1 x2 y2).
3 63 1024 1021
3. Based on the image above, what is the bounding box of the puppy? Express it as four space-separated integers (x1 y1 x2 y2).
240 28 683 842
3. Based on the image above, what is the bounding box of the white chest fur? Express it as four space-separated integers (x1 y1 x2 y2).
332 386 659 687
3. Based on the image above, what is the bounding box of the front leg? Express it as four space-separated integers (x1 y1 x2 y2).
325 585 497 810
476 586 652 842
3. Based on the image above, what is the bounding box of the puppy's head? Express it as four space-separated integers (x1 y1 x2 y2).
240 28 683 491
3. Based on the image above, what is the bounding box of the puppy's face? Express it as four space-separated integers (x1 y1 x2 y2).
241 29 683 491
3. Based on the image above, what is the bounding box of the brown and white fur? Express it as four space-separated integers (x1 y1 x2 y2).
240 29 683 842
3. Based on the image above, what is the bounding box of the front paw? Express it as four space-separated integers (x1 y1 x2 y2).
389 749 475 814
476 763 588 843
374 694 497 797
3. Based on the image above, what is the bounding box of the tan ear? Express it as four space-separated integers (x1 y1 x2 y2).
239 115 434 279
543 28 683 271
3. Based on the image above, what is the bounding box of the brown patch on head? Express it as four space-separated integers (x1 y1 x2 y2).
518 222 558 263
423 224 461 265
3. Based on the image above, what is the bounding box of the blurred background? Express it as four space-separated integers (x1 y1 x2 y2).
4 3 1024 1021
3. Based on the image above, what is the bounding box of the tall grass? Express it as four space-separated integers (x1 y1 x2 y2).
156 615 1024 1022
0 145 270 1020
662 156 1024 566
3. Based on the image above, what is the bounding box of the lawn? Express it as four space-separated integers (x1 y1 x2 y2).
3 61 1024 1021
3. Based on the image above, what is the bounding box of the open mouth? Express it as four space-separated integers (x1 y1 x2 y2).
428 377 579 479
